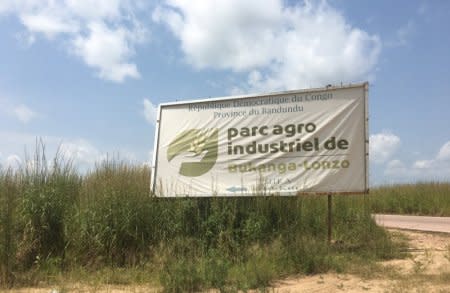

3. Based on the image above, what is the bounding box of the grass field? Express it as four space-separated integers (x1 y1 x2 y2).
370 182 450 216
0 147 448 291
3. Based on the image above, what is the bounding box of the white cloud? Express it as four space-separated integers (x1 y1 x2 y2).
383 159 407 179
72 22 142 82
143 98 158 125
370 131 401 164
0 131 144 172
384 140 450 182
153 0 282 71
13 104 37 123
385 159 405 170
0 97 38 123
58 140 140 171
0 131 98 171
20 13 80 38
412 159 433 169
0 151 22 170
437 141 450 161
15 31 36 46
386 20 414 47
143 149 154 168
59 139 101 166
1 0 147 82
153 0 381 92
0 0 19 14
7 154 22 168
5 154 22 170
64 0 122 21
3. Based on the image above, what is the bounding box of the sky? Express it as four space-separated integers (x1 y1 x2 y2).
0 0 449 185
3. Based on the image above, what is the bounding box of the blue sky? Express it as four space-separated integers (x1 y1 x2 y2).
0 0 449 185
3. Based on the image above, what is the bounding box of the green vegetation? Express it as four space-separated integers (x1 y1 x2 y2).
369 183 450 216
1 144 448 291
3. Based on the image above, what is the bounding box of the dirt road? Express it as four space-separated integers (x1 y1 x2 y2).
373 214 450 233
271 229 450 292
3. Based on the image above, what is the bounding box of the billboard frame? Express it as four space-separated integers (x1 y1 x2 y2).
151 82 369 196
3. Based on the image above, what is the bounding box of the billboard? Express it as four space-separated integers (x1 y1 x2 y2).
151 83 368 197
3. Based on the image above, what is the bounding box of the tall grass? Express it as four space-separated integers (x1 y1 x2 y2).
4 143 447 290
370 182 450 216
0 169 18 286
74 159 154 267
17 143 81 270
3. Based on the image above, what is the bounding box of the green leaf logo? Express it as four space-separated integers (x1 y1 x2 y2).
167 128 219 177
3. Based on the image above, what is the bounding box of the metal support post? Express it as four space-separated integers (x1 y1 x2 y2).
327 193 332 243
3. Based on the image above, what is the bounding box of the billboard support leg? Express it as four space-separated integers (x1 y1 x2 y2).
327 193 332 244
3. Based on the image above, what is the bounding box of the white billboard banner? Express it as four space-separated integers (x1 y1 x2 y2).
152 83 368 197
